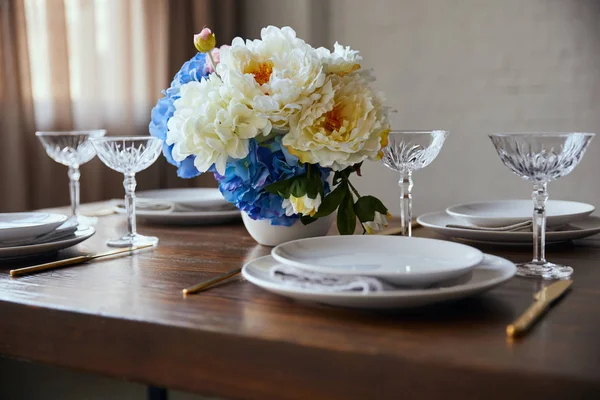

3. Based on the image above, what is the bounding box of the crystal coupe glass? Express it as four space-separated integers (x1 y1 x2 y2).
381 130 448 236
36 130 106 226
91 136 163 247
490 132 594 279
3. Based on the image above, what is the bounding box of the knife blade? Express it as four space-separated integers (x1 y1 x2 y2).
506 280 572 337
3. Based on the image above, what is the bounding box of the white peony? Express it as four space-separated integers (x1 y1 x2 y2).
316 42 362 76
165 75 271 175
282 193 322 217
282 73 390 171
216 26 327 130
363 211 391 234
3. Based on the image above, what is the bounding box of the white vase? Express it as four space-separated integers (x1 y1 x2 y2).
242 213 333 247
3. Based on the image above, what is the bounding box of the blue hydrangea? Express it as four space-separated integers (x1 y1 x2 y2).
214 137 330 226
149 52 208 178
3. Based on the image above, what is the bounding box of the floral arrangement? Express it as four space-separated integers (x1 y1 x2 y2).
150 26 391 234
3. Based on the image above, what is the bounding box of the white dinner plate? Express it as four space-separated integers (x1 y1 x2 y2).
446 200 594 227
0 213 68 243
0 226 95 259
242 254 516 309
137 188 230 210
417 212 600 244
271 236 484 287
116 208 241 225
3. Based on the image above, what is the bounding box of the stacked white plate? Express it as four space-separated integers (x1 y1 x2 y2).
417 200 599 245
242 236 516 309
114 188 240 225
0 213 95 259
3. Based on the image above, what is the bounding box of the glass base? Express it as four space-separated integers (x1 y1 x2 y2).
516 261 573 279
107 233 158 248
70 214 98 228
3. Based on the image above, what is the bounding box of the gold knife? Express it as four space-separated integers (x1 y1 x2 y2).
506 280 572 337
10 244 155 277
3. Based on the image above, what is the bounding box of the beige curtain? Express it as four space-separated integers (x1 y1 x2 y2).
0 0 240 212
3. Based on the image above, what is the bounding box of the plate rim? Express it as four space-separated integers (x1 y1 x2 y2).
0 226 95 257
417 211 600 240
271 235 484 278
242 254 516 298
446 199 595 224
0 212 67 229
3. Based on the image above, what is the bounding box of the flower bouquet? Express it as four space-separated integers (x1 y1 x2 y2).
150 26 391 238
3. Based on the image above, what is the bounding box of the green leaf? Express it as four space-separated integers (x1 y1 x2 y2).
313 183 348 218
306 168 325 199
300 215 318 225
354 195 388 222
264 177 295 198
337 192 356 235
289 178 308 198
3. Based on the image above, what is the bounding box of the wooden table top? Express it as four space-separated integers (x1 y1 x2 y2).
1 206 600 399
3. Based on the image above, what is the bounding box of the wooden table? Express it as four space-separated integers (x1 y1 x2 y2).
1 208 600 399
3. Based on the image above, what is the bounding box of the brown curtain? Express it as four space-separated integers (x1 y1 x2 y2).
0 0 240 212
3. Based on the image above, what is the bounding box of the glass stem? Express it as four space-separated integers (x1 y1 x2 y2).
123 173 137 237
67 166 81 218
531 182 548 264
398 171 413 236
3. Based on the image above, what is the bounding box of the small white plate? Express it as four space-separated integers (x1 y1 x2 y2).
116 208 241 226
0 213 68 242
0 226 95 259
271 236 483 287
417 212 600 244
446 200 594 227
242 254 516 309
137 188 229 210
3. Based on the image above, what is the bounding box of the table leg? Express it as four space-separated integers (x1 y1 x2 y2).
148 386 168 400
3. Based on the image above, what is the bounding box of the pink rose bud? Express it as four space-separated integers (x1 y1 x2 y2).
194 27 216 53
198 27 212 40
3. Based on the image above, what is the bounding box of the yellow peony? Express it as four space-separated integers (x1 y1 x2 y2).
282 73 390 170
216 26 328 130
316 42 362 76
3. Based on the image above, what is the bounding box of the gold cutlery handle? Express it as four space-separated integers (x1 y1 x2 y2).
506 300 548 337
183 268 242 295
10 255 92 277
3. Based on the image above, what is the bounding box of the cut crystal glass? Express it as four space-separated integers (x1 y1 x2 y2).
381 130 448 236
91 137 163 248
490 132 595 279
36 130 106 227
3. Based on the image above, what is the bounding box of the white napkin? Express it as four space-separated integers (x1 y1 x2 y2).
0 219 79 248
445 220 576 232
114 199 236 214
270 264 395 293
446 220 533 232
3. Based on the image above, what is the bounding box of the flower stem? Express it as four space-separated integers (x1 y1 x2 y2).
347 179 361 200
207 51 219 78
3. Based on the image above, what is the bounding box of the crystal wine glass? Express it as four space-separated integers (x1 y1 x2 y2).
381 130 448 236
91 136 163 247
490 132 594 279
36 130 106 226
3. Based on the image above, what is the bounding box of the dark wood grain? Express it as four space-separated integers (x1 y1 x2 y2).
1 207 600 399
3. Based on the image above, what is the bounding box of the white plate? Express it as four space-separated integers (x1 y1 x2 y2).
446 200 594 227
137 188 229 210
242 254 516 309
417 212 600 244
271 236 484 287
116 208 241 226
0 213 68 242
0 226 95 259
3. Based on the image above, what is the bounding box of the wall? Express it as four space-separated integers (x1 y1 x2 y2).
244 0 600 216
